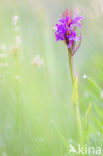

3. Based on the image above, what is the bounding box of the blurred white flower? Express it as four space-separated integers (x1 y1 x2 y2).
0 54 8 58
13 16 19 21
0 44 6 52
12 16 19 25
83 74 87 79
0 62 9 67
100 90 103 99
15 75 20 79
16 36 22 44
32 55 44 67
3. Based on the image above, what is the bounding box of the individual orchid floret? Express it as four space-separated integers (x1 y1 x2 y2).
54 9 83 55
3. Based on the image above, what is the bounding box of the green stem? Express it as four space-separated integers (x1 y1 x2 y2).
74 102 83 145
68 49 74 84
68 48 83 145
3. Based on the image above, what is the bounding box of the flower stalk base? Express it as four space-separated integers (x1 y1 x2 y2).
68 48 83 145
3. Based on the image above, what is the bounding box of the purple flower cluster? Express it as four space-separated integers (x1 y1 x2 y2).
54 9 83 55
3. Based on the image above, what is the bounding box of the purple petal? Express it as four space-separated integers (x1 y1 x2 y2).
74 35 82 41
68 40 73 48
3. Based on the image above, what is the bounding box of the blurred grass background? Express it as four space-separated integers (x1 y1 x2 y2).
0 0 103 155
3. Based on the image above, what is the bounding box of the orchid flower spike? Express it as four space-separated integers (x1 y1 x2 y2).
54 8 83 55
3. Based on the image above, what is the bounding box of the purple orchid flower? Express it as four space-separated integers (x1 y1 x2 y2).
54 9 83 55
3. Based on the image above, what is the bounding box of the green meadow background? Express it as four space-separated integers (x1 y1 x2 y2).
0 0 103 155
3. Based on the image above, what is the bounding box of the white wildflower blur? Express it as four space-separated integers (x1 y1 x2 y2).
0 63 9 67
12 16 19 25
83 74 87 79
15 75 20 79
100 90 103 99
32 55 44 67
0 44 6 52
0 54 8 58
16 36 22 44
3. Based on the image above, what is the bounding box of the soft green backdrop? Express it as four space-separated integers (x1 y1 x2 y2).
0 0 103 155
